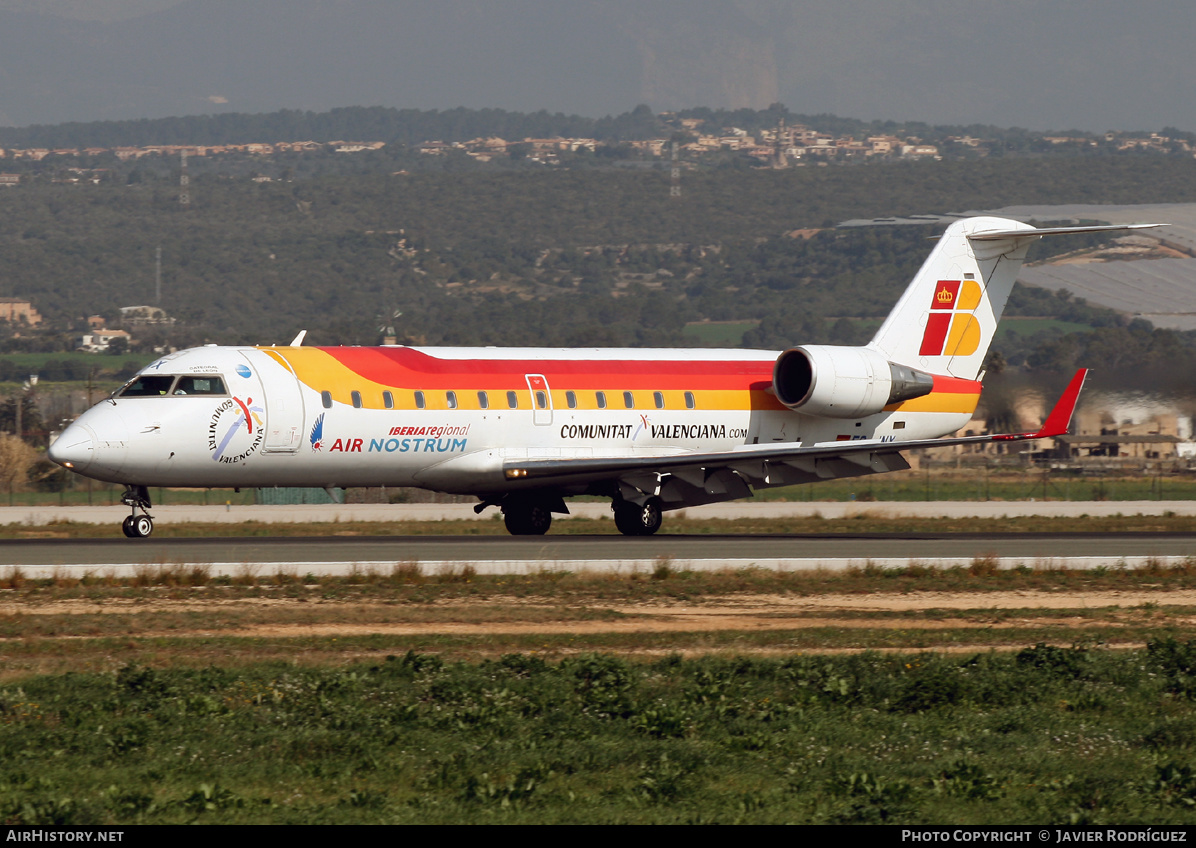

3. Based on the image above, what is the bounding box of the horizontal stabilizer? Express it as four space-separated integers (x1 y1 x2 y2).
968 223 1163 241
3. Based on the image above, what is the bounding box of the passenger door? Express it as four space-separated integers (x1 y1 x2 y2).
525 374 553 426
241 350 305 453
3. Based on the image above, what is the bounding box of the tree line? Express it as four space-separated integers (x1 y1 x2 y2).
0 156 1195 386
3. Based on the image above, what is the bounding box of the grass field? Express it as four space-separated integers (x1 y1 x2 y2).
6 500 1196 822
680 321 759 346
996 317 1095 340
4 641 1196 823
5 561 1196 823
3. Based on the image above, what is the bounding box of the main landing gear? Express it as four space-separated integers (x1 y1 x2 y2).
613 496 663 536
491 492 664 536
120 485 154 538
501 495 554 535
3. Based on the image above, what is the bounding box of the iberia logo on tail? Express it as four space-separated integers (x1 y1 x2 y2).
919 279 983 357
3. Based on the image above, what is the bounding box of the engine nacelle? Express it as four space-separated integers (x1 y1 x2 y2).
772 345 934 419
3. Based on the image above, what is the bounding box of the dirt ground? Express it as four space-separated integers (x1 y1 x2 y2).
4 589 1191 643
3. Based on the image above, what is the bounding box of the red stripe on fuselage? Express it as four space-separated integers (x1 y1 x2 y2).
321 347 776 391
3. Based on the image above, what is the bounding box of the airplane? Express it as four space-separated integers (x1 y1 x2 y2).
46 216 1158 539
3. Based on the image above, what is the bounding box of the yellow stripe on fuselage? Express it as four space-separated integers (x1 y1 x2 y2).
263 347 786 413
885 390 981 415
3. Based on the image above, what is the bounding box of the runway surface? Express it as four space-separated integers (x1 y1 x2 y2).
4 531 1196 578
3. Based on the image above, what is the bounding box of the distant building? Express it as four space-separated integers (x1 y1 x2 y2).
0 298 42 325
119 305 175 327
334 141 385 153
78 329 131 353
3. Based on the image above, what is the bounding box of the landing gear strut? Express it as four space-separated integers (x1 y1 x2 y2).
120 485 154 538
613 496 663 536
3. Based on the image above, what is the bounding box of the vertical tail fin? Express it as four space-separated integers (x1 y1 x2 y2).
867 216 1035 381
867 217 1162 381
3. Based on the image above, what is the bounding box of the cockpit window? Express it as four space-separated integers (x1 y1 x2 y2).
173 376 227 395
119 375 176 397
118 374 228 398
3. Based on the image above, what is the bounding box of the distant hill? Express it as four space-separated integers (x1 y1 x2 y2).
0 105 668 150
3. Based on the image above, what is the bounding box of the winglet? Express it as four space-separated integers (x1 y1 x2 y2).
1034 368 1089 438
993 368 1088 441
289 330 307 347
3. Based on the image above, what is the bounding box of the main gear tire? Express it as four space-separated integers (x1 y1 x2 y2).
613 497 663 536
503 499 553 535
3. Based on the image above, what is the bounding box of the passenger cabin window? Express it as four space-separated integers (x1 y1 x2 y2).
119 375 176 397
172 376 227 395
478 391 489 409
321 391 332 409
383 391 394 410
596 391 607 409
623 391 635 409
535 390 548 409
415 391 426 409
351 390 363 409
446 391 458 409
506 390 518 409
685 391 696 410
566 391 577 409
653 391 665 409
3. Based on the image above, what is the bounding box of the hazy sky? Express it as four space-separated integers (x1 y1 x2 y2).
0 0 1193 130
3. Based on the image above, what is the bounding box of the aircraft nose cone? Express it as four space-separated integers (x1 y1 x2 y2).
47 422 95 472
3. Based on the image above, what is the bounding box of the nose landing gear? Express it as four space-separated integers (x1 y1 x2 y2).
120 485 155 538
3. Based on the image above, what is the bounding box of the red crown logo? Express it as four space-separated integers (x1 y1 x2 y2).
936 287 954 304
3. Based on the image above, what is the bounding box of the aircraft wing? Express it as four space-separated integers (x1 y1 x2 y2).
501 369 1088 508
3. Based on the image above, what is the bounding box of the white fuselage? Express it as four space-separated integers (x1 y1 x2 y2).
49 344 975 497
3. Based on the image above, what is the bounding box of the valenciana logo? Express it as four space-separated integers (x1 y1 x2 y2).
208 396 265 463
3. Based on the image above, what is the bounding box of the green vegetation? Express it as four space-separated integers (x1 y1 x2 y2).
3 561 1195 823
0 157 1189 353
681 321 759 346
3 645 1196 823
